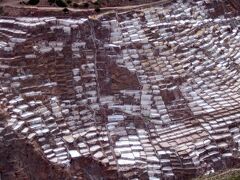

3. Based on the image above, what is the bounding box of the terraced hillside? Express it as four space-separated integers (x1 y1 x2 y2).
1 0 240 179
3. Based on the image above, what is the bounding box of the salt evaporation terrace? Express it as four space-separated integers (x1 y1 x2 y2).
1 0 240 179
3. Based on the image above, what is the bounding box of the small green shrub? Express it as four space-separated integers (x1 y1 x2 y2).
63 7 69 13
48 0 55 5
91 0 102 5
72 3 79 8
28 0 39 5
56 0 67 7
66 0 72 4
0 7 3 15
95 7 100 13
83 2 89 8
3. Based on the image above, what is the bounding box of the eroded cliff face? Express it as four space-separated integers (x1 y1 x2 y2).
0 131 70 180
0 110 127 180
0 129 129 180
0 107 70 179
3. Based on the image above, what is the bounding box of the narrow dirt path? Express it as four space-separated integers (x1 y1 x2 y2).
0 0 173 17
